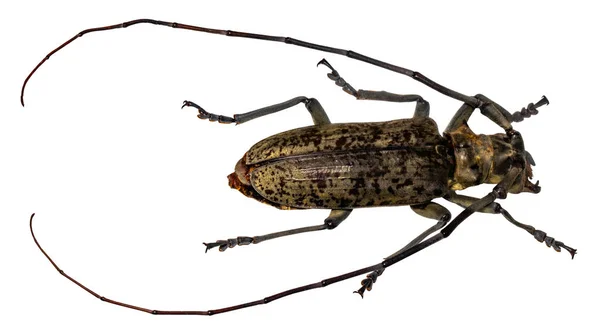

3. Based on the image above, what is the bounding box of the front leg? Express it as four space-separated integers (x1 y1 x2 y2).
445 95 549 133
444 190 576 258
477 94 550 124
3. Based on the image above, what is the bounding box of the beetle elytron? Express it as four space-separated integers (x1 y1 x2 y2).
24 19 576 316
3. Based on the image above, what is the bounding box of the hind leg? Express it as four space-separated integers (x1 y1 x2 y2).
182 96 331 125
354 202 451 297
203 209 352 252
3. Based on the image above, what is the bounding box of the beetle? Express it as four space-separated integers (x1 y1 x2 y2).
24 19 576 316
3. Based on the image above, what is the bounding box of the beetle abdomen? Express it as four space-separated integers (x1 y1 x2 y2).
250 148 450 209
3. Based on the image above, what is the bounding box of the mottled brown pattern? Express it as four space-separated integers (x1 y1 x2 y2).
246 118 443 165
232 117 451 210
250 149 450 209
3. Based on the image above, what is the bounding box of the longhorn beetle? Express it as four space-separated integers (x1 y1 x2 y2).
24 19 576 316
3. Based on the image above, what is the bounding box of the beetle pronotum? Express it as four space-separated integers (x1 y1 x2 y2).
24 19 576 316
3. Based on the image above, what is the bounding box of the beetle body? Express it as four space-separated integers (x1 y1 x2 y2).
229 115 540 210
24 19 574 317
230 117 452 210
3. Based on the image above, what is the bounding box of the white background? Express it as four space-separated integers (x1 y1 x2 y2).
2 1 599 335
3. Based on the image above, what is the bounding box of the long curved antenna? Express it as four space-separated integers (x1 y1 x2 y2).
21 19 478 107
29 213 383 315
30 177 507 315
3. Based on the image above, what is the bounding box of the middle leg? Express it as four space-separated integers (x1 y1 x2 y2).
317 59 430 118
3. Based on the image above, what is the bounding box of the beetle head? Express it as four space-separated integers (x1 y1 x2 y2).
446 124 540 194
487 130 540 194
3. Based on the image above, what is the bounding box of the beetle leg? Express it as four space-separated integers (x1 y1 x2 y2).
402 203 452 252
317 59 430 118
182 96 331 126
444 190 576 258
203 209 352 253
354 202 451 298
445 96 549 133
476 94 549 125
28 171 522 315
444 103 476 133
357 166 521 298
499 208 577 258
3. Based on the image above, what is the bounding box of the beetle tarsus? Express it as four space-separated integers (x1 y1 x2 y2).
316 58 334 71
533 230 577 259
353 269 384 298
203 236 254 253
317 58 358 97
511 96 549 123
353 288 366 299
181 100 236 124
534 95 549 108
203 241 227 253
497 207 576 259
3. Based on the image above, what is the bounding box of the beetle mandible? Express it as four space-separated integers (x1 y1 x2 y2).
24 19 576 316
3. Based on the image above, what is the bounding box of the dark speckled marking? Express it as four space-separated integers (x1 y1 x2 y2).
231 117 452 210
250 148 449 209
245 118 443 165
